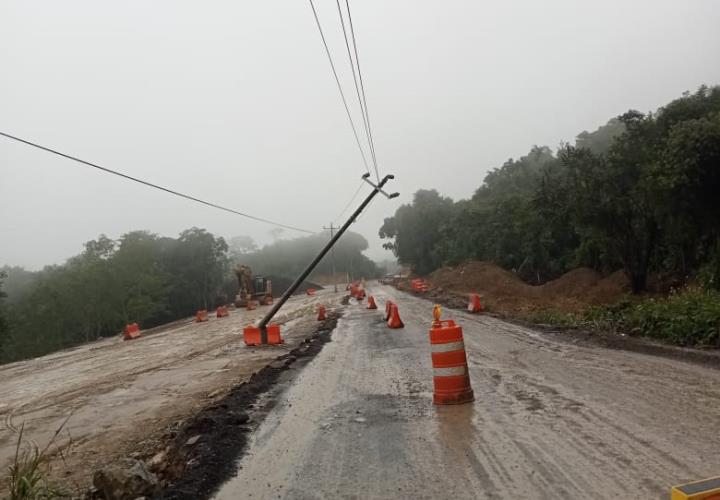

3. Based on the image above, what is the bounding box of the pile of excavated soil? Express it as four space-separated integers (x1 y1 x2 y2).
426 261 630 314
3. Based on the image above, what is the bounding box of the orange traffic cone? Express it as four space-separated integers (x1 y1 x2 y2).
243 324 283 345
387 303 404 329
246 300 257 311
195 310 208 323
429 306 474 405
367 295 378 309
468 293 482 313
216 305 229 318
317 304 327 321
384 300 393 320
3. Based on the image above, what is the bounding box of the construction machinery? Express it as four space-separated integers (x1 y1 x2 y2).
234 265 273 307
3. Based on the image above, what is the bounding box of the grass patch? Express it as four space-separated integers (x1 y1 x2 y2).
524 287 720 348
586 287 720 347
522 310 582 327
5 417 71 499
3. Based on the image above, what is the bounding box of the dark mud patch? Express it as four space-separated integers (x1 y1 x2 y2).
153 313 340 500
393 286 720 370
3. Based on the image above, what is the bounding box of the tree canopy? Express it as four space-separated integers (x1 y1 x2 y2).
1 228 229 363
380 86 720 291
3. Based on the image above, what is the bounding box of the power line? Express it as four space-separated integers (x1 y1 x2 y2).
333 181 365 225
307 0 371 176
0 131 315 234
334 0 377 181
345 0 381 182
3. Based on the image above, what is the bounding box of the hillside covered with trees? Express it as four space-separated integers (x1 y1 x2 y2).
0 229 378 364
380 86 720 293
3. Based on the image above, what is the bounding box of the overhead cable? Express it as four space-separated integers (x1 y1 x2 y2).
334 0 377 181
345 0 381 182
308 0 371 176
0 131 315 234
333 181 365 225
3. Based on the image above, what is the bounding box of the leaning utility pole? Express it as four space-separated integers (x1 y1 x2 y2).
323 223 338 293
253 173 398 344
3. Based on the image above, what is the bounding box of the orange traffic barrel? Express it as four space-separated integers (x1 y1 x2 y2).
468 293 483 313
243 324 283 345
317 304 327 321
367 295 378 309
195 309 209 323
387 303 404 329
429 306 474 405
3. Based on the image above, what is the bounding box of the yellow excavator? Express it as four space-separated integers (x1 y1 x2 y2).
234 265 273 307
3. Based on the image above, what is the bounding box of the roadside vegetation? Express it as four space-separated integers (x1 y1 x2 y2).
380 86 720 347
5 418 72 500
523 288 720 348
0 230 377 365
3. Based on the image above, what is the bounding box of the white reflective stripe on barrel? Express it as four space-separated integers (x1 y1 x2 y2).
433 366 468 377
430 341 465 353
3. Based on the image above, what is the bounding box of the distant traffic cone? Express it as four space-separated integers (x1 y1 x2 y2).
195 309 208 322
246 300 256 311
387 303 404 329
367 295 378 309
467 293 483 313
429 305 474 405
317 304 327 321
216 305 229 318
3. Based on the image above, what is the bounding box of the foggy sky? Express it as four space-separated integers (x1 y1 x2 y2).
2 0 719 270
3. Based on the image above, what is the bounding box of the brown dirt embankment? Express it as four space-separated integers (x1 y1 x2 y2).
423 261 630 314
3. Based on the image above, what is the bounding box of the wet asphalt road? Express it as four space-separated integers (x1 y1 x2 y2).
215 283 720 499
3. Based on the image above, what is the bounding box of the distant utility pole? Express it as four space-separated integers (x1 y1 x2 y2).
323 223 338 292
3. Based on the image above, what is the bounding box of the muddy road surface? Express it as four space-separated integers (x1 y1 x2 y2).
0 290 344 490
216 283 720 499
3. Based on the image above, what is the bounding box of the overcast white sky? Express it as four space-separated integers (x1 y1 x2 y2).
2 0 719 270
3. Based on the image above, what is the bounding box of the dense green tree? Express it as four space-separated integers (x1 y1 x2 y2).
379 190 455 275
1 228 232 364
380 85 720 292
167 228 229 313
575 118 626 155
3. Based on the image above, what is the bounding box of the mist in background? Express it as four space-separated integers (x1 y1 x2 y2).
2 0 719 269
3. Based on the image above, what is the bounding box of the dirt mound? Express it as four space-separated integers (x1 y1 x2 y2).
429 261 525 295
586 270 631 304
425 261 630 314
541 268 600 297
